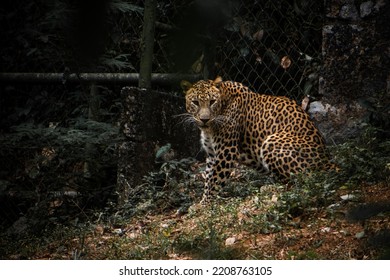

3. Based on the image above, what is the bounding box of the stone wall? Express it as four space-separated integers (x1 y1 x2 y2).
117 87 200 205
309 0 390 143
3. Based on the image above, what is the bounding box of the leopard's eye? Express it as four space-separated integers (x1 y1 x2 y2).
192 100 199 106
209 99 216 106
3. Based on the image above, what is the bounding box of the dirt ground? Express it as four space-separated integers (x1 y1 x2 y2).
2 173 389 260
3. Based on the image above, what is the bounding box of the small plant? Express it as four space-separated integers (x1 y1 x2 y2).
280 170 339 215
332 126 390 186
117 155 200 219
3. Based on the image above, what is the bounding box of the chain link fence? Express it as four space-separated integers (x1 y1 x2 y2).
0 0 323 98
148 0 323 99
215 0 323 100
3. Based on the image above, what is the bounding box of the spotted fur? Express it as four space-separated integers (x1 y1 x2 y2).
181 77 333 202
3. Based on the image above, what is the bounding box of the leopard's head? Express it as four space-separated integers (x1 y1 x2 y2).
181 77 223 128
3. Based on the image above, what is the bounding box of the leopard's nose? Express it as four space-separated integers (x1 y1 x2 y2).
200 117 210 124
199 108 211 126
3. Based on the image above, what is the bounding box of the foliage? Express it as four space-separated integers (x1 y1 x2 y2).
0 0 143 72
0 90 123 233
332 126 390 186
116 156 201 219
0 0 139 233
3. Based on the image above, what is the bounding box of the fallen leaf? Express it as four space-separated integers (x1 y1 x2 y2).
280 56 291 69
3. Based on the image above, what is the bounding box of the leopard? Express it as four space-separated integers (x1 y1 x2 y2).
181 76 333 202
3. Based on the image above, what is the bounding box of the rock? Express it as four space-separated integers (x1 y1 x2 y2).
374 0 387 12
308 101 330 118
339 4 359 20
340 194 356 201
321 227 331 233
113 228 123 235
360 1 374 18
225 237 236 246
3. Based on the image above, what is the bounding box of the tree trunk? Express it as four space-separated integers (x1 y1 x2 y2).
138 0 157 89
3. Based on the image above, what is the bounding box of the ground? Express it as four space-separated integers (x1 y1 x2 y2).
1 160 389 260
1 130 390 260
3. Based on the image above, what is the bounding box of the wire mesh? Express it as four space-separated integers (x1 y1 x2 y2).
152 0 323 99
0 0 323 99
214 0 323 100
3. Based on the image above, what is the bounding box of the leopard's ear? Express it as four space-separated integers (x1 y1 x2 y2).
180 80 193 93
213 76 223 86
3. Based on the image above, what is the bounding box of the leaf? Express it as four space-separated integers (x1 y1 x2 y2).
110 0 143 14
240 47 250 57
280 56 292 69
300 52 313 61
100 54 134 70
293 0 306 16
355 231 365 239
155 143 172 160
27 48 37 56
303 81 313 95
28 166 40 179
253 29 264 41
240 23 250 38
39 35 49 43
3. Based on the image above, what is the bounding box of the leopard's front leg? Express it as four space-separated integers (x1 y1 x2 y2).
200 156 216 203
201 143 239 203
